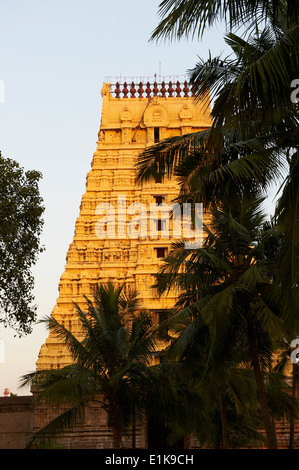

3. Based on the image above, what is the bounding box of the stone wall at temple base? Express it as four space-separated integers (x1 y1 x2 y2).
0 396 298 449
0 397 34 449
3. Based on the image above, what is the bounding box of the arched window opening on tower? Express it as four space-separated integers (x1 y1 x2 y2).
155 247 167 258
153 195 166 232
154 195 164 206
154 127 160 143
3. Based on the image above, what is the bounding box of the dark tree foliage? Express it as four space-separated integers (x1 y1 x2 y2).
0 152 44 335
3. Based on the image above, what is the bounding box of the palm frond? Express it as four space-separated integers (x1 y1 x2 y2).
136 129 211 183
151 0 298 41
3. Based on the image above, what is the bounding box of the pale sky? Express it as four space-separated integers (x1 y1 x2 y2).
0 0 278 395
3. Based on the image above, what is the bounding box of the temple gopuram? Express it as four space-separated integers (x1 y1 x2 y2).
36 78 212 372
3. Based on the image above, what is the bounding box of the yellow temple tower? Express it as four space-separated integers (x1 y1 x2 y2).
36 77 212 371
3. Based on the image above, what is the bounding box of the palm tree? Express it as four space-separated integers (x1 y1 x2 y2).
158 303 267 448
20 283 158 449
136 4 299 388
135 0 299 449
154 193 291 448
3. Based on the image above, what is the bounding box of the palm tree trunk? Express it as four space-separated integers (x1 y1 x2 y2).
111 423 122 448
132 403 136 449
289 363 297 449
219 393 229 449
246 316 277 449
